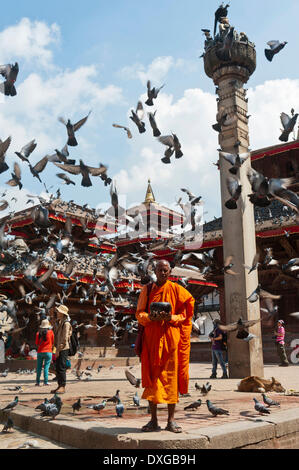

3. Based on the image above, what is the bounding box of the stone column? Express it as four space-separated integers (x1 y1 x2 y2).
204 41 264 377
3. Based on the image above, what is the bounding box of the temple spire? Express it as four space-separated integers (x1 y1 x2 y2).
144 179 155 203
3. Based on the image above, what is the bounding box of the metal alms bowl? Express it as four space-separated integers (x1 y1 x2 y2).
150 302 172 314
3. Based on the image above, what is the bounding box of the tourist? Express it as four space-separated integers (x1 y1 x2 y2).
136 259 195 433
209 319 228 379
51 305 72 394
35 318 54 386
274 319 289 367
20 340 31 358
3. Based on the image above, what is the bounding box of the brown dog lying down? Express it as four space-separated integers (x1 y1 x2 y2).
238 376 285 393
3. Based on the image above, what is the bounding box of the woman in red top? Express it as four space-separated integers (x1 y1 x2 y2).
35 319 54 386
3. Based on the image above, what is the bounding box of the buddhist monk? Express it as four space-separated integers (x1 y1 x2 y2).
136 259 195 433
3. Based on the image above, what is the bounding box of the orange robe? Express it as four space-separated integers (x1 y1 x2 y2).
136 280 195 404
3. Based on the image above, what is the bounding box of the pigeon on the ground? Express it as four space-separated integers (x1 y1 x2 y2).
133 391 140 407
116 401 124 417
1 396 18 411
206 400 229 416
35 398 49 412
72 398 81 413
2 416 14 432
88 400 106 413
262 394 280 407
184 399 202 411
253 397 271 414
107 389 120 404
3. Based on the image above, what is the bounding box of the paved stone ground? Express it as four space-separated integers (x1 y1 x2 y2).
1 362 299 438
0 425 72 449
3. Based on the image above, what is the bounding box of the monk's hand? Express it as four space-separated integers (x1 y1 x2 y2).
163 311 172 321
149 311 161 321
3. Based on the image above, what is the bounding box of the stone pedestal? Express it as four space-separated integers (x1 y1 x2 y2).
204 41 264 377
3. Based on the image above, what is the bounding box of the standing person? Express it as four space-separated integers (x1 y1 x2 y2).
209 319 228 379
35 319 54 386
51 305 72 394
274 319 289 367
136 260 195 433
0 332 5 372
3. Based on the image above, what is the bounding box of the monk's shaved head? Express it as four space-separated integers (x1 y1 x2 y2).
155 259 171 270
155 259 171 286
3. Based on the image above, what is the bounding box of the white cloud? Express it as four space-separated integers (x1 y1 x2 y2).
248 79 299 149
0 18 60 68
114 75 299 219
119 56 190 86
114 87 220 217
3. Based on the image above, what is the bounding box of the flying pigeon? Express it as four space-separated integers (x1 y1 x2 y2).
225 177 242 209
0 63 19 96
112 123 132 139
158 134 183 163
0 136 12 174
54 160 108 187
125 369 141 388
279 112 299 142
15 139 37 163
148 111 161 137
220 151 250 175
58 112 91 146
145 80 165 106
6 162 22 189
265 40 287 62
130 102 146 134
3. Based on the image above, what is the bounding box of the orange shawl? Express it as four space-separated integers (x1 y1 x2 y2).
136 280 194 404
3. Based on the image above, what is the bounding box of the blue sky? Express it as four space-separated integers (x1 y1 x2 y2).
0 0 298 220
